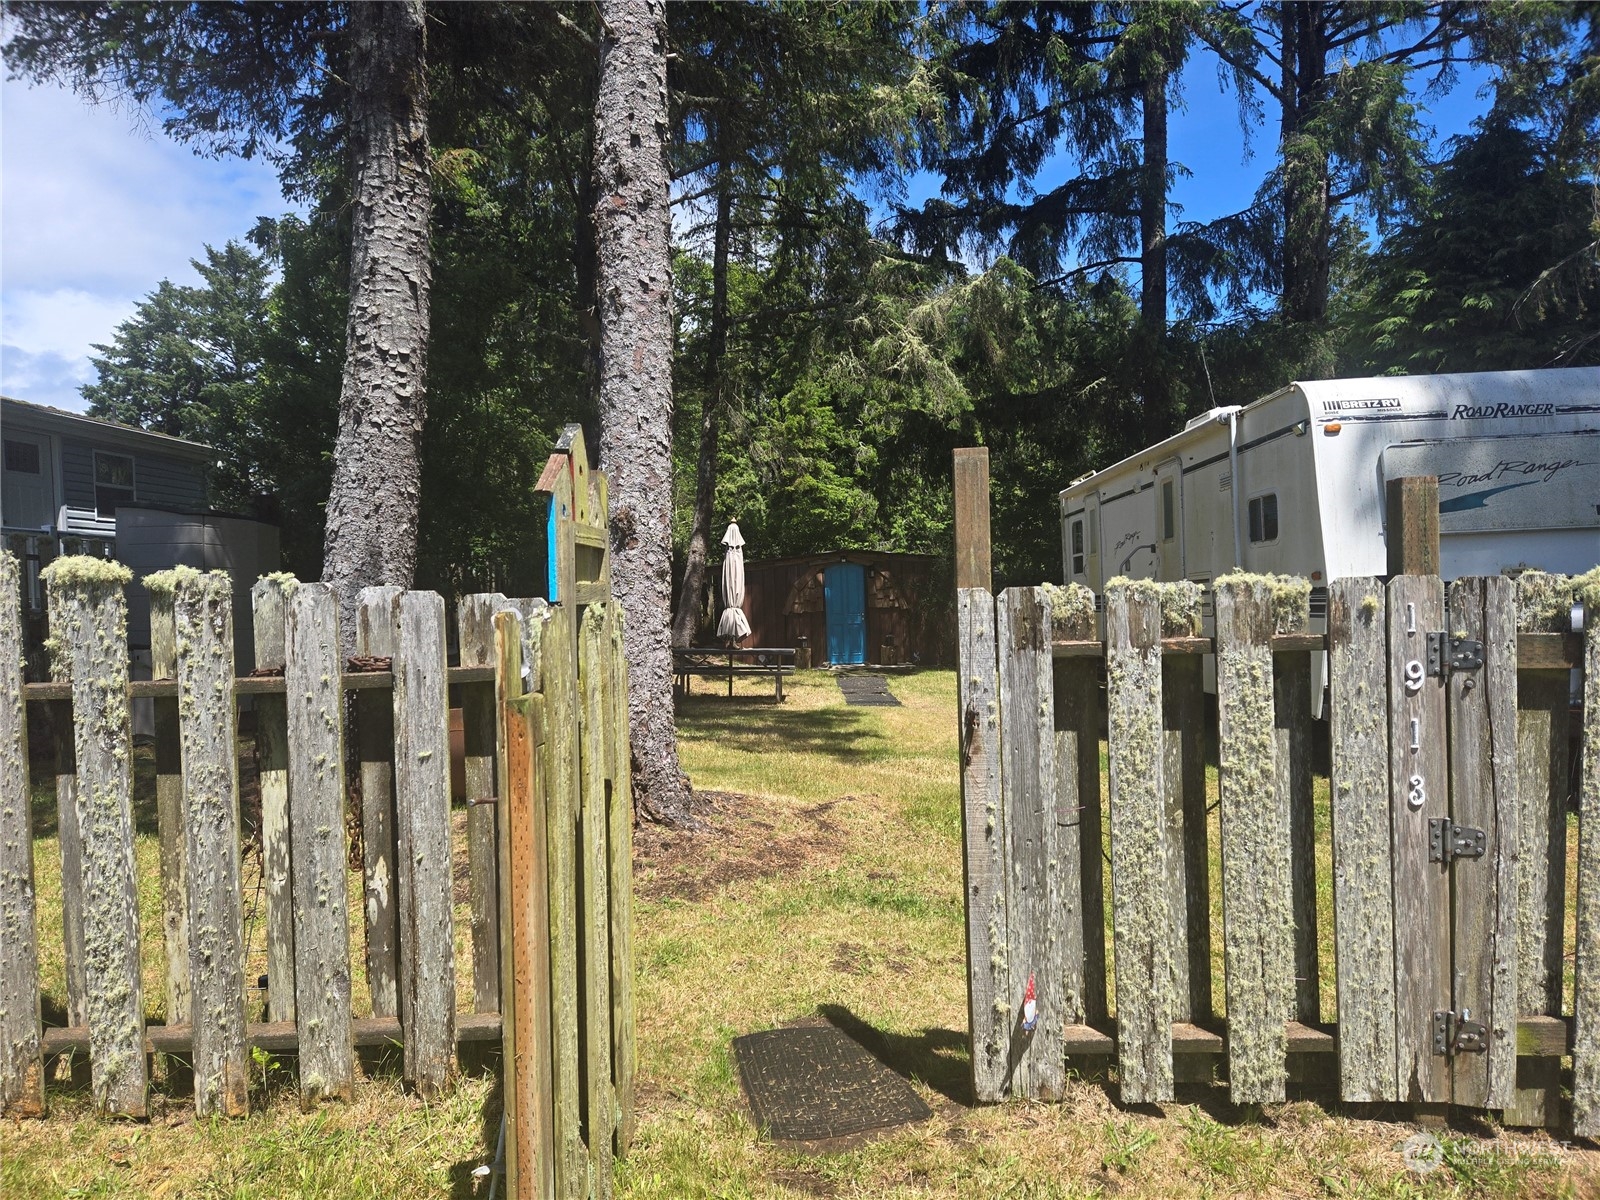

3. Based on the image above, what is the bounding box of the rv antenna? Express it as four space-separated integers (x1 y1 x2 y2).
1198 343 1217 409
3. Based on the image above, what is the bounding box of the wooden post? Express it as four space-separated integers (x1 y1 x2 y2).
996 587 1062 1100
578 605 616 1190
1385 476 1440 578
0 549 43 1117
459 593 508 1014
1214 577 1298 1105
1104 579 1174 1104
1276 646 1319 1025
1388 573 1451 1104
953 449 992 592
251 576 296 1022
1327 578 1398 1102
393 590 457 1098
1445 576 1518 1109
41 558 147 1118
285 583 353 1104
45 587 86 1030
1162 653 1211 1028
1573 585 1600 1137
167 569 250 1118
606 605 636 1155
355 586 402 1019
147 584 190 1026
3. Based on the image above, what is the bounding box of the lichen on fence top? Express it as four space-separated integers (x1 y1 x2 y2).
1215 572 1310 634
143 565 231 600
39 556 132 589
1103 576 1202 637
1040 581 1096 638
256 571 300 595
1513 570 1574 632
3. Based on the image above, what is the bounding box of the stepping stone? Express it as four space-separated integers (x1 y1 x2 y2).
836 673 900 706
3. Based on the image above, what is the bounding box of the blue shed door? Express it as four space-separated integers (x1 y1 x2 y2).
824 563 866 665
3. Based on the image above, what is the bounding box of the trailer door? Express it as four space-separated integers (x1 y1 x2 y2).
1157 458 1183 581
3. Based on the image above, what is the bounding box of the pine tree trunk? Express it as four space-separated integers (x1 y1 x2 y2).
671 161 734 649
594 0 692 824
1280 0 1332 326
322 0 431 648
1139 62 1171 443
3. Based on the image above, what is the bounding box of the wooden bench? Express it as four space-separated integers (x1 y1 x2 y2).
673 646 796 701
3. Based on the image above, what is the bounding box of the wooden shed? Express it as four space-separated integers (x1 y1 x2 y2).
737 551 954 667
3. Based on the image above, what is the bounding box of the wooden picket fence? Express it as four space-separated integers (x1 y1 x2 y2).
0 428 631 1199
957 567 1600 1138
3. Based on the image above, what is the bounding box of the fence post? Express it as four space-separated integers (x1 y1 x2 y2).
393 591 458 1097
606 606 636 1154
1386 476 1440 577
1327 577 1398 1101
41 558 147 1118
1163 650 1211 1035
166 568 250 1118
147 581 190 1027
285 583 354 1104
460 592 508 1015
578 604 616 1187
1104 579 1173 1104
356 587 403 1020
952 448 1008 1102
0 550 43 1117
1574 577 1600 1136
252 576 296 1022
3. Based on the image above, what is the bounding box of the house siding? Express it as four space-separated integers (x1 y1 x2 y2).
61 437 208 511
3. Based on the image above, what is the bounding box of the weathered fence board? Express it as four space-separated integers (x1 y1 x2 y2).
1214 577 1295 1105
578 604 616 1193
147 587 190 1027
996 587 1063 1100
167 569 250 1118
957 587 1007 1102
1388 574 1451 1104
393 590 457 1097
251 577 295 1022
605 605 637 1155
1446 577 1519 1108
1327 578 1397 1102
1104 580 1173 1104
1162 652 1211 1028
1275 646 1319 1026
43 559 147 1117
285 583 353 1103
0 550 42 1117
356 587 403 1020
460 592 507 1015
1575 593 1600 1136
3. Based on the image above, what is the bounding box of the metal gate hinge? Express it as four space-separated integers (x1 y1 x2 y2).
1432 1010 1489 1056
1429 817 1487 863
1426 632 1484 676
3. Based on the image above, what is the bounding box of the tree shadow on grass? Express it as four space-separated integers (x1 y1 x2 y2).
818 1003 971 1106
677 699 888 765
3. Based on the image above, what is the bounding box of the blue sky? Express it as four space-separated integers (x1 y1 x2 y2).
2 50 1496 415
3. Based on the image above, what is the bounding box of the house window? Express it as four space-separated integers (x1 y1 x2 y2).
4 439 41 474
1248 492 1279 543
94 452 136 516
1161 479 1176 542
1071 520 1085 576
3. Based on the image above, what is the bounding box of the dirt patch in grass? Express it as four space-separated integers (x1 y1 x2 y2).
634 789 848 903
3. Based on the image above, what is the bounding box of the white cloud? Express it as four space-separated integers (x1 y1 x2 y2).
0 76 298 409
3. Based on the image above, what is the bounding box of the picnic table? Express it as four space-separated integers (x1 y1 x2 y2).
672 646 796 701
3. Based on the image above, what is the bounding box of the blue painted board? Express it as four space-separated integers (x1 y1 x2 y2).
824 563 866 665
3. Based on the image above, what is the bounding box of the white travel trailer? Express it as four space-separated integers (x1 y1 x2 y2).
1059 367 1600 707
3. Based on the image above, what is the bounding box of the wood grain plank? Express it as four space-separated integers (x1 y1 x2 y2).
1104 580 1173 1104
49 697 85 1029
1053 653 1106 1027
393 591 457 1098
956 587 1007 1101
355 587 403 1020
170 570 249 1118
1327 578 1397 1102
251 577 295 1022
43 559 147 1117
997 588 1062 1100
605 604 636 1155
1214 578 1294 1105
0 550 42 1116
578 605 615 1193
458 592 507 1015
146 585 190 1027
284 583 353 1104
1574 599 1600 1136
1163 654 1211 1023
1388 575 1451 1104
953 449 992 592
1276 648 1319 1025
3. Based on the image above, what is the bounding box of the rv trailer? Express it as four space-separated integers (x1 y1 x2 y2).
1058 367 1600 709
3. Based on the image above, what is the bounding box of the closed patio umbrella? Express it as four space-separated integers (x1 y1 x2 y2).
717 522 752 643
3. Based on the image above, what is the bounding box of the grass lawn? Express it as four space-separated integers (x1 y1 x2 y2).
5 668 1598 1197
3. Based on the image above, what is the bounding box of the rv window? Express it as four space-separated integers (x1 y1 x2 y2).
94 451 136 517
1248 493 1279 543
1071 520 1085 576
1161 480 1175 541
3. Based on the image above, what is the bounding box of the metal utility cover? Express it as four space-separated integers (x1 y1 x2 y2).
836 674 901 706
732 1025 932 1149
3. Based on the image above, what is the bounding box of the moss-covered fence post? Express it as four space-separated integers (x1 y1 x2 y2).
251 575 296 1023
40 555 147 1118
1575 573 1600 1137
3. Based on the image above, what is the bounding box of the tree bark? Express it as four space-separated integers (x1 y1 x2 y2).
1139 60 1171 443
322 0 432 648
1279 0 1332 326
670 158 734 649
594 0 692 824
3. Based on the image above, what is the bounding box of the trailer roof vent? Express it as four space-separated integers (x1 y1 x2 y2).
1184 405 1241 431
